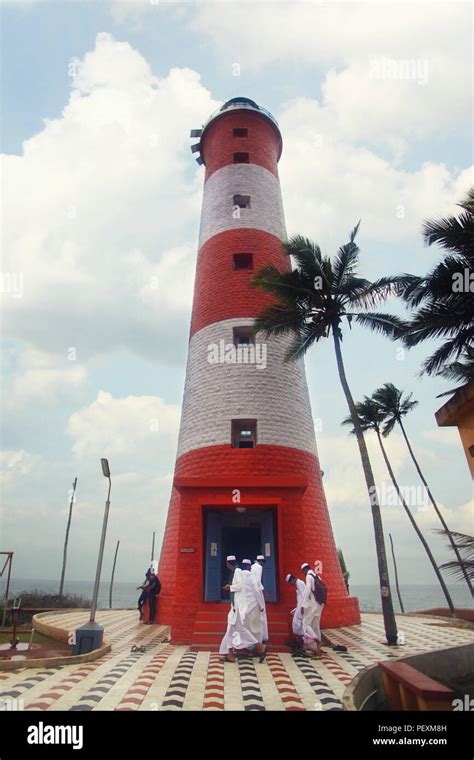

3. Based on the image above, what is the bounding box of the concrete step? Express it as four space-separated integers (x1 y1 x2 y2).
190 642 292 653
191 631 291 645
194 620 289 636
195 610 290 621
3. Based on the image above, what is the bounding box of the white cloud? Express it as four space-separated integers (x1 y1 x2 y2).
9 348 87 406
278 96 472 252
0 389 181 581
193 3 471 155
0 449 40 488
67 389 180 466
2 33 217 365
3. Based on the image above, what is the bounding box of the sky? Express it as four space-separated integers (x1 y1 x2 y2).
0 0 473 593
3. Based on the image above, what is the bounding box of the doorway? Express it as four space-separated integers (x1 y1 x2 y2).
220 526 262 602
204 508 277 602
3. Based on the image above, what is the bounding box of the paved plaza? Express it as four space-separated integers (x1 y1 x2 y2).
0 610 472 711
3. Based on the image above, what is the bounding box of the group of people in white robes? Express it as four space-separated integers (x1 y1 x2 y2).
286 561 326 657
219 554 268 662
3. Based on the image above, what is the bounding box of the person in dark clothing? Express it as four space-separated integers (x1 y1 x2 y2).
137 570 152 621
146 572 161 624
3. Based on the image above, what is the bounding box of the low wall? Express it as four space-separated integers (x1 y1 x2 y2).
343 642 474 711
0 611 111 672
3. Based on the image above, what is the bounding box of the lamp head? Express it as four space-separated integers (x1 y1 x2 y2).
101 458 111 478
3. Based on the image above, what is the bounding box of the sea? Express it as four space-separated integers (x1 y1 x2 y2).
1 578 472 613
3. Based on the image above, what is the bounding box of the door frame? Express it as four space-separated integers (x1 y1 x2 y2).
200 498 283 603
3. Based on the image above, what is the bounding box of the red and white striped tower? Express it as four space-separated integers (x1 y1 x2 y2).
157 98 360 645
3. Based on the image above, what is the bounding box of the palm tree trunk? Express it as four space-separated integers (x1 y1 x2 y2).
333 332 398 644
59 477 77 597
109 540 120 610
375 430 456 615
398 419 473 596
389 533 405 613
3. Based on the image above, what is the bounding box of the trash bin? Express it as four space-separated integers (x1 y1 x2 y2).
72 621 104 655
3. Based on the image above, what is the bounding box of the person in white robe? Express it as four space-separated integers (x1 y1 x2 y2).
285 573 306 640
251 555 269 642
241 559 265 643
300 562 323 656
219 556 266 662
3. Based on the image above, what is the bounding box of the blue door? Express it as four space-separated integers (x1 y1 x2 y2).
261 510 277 601
204 511 221 601
204 508 278 602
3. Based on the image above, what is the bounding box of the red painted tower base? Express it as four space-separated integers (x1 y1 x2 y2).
157 446 360 644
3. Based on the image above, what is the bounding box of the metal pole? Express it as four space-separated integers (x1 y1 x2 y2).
2 553 13 628
109 540 120 609
389 533 405 614
10 596 21 649
90 477 111 623
151 531 155 562
59 477 77 596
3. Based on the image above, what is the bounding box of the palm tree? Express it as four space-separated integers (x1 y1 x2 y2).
438 531 474 584
402 188 474 376
338 548 350 594
342 398 455 614
59 477 78 597
373 383 473 595
435 345 474 399
252 224 413 644
389 533 405 613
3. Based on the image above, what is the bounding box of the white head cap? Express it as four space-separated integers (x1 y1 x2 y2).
301 562 310 571
285 574 293 583
242 559 251 565
256 555 265 561
226 555 236 562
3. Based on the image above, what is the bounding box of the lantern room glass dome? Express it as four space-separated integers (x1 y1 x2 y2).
203 96 280 130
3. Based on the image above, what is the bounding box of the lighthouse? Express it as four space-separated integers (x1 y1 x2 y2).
157 97 360 645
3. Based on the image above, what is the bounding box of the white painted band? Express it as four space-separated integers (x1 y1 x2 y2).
199 164 287 249
177 318 318 457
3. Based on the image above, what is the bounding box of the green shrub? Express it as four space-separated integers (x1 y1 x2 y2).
0 590 91 627
12 589 91 608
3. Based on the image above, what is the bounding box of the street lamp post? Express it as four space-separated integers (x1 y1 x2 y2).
73 459 112 655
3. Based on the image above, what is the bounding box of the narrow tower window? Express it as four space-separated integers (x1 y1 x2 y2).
233 128 248 138
232 253 253 270
233 152 249 163
232 419 257 448
233 326 255 346
233 194 251 209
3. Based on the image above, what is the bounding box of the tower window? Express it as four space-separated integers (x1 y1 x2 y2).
233 194 251 209
233 326 255 347
233 152 249 164
233 253 253 270
233 128 248 138
232 419 257 449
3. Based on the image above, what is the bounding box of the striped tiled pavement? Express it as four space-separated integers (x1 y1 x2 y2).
0 610 471 712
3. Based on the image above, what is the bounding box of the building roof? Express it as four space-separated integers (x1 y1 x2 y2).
435 378 474 427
